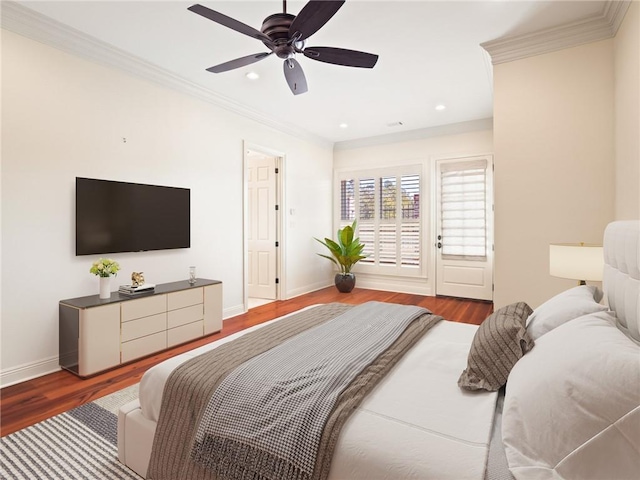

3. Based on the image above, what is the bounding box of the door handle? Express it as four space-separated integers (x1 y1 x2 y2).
437 242 442 249
437 235 442 240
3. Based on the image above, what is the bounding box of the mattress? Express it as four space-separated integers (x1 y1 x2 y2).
139 305 498 479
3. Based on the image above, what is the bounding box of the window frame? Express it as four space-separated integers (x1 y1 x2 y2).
335 164 425 278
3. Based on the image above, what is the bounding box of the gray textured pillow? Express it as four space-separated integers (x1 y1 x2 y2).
458 302 534 392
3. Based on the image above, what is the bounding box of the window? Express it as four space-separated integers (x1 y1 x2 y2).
439 159 488 259
337 166 422 276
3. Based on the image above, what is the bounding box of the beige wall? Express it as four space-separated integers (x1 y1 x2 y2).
614 1 640 220
493 40 615 308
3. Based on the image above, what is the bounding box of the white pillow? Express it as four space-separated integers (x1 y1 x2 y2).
502 311 640 480
526 285 606 340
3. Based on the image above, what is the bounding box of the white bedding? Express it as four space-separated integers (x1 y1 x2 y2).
123 221 640 480
139 306 498 480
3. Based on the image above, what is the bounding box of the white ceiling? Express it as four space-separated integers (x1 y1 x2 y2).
9 1 614 144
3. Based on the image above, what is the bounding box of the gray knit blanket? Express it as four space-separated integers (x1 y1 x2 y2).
146 302 442 480
190 301 431 480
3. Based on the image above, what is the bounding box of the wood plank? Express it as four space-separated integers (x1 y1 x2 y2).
0 287 492 436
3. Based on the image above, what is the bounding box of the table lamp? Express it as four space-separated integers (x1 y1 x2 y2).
549 243 603 285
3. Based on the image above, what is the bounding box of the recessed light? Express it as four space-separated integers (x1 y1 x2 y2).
339 123 348 128
435 104 446 111
246 71 260 80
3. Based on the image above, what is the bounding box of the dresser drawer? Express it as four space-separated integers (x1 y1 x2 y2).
168 321 203 347
168 304 203 329
121 313 166 343
167 288 202 311
121 331 167 363
121 295 166 322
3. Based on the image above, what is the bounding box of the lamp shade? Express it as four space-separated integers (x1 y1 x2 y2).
549 243 603 282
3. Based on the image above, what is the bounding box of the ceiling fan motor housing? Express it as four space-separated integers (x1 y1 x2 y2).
261 13 304 58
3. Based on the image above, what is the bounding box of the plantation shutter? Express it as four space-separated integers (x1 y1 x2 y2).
440 159 488 259
340 179 355 222
337 169 421 274
357 178 375 264
379 176 397 265
400 174 420 267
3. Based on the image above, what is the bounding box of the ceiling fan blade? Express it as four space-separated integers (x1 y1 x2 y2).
188 4 272 44
288 1 345 41
206 52 272 73
304 47 378 68
283 58 308 95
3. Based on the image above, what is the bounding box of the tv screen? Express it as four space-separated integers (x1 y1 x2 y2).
76 177 190 255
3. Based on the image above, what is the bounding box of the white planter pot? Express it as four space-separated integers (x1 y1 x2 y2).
99 276 111 299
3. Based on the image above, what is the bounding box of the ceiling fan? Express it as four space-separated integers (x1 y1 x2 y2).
188 1 379 95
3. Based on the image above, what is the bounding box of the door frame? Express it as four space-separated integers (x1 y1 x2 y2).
243 141 285 311
429 153 494 300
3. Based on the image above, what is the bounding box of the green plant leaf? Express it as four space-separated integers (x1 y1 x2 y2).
340 225 354 248
314 219 367 274
317 253 339 267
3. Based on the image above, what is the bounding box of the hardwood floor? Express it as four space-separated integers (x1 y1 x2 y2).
0 287 492 437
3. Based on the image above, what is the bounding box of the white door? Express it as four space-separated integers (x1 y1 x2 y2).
247 155 278 299
435 156 494 300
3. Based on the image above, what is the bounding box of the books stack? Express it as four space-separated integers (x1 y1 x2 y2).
118 283 156 296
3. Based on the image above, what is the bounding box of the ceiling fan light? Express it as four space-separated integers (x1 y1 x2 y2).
435 104 446 111
246 71 260 80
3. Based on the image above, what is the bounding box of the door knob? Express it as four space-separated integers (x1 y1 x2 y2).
437 235 442 240
437 242 442 249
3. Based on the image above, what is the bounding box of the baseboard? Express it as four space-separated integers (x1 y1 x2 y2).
223 304 245 320
355 275 434 296
285 278 433 298
285 280 333 300
1 355 60 388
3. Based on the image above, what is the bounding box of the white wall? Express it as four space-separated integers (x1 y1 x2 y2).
493 39 615 309
0 30 333 386
614 1 640 220
333 127 493 295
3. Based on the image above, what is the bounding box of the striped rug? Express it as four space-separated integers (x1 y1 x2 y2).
1 384 142 480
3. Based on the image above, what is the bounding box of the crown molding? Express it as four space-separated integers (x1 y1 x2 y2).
333 118 493 151
1 1 332 149
482 0 631 65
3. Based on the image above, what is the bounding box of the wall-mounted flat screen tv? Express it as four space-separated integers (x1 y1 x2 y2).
76 177 190 256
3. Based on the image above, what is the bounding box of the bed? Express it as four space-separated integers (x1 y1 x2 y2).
118 220 640 480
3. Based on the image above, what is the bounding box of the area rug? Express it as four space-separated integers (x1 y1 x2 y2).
1 384 143 480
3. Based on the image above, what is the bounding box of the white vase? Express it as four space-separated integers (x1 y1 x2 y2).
99 276 111 299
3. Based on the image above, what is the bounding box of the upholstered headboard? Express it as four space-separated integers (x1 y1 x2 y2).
603 220 640 343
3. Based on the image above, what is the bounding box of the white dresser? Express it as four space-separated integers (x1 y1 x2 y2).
59 279 222 377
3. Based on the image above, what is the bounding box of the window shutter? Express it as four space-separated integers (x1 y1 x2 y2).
340 179 355 221
336 168 422 274
400 174 420 267
380 176 397 220
359 178 376 264
440 160 488 259
358 223 376 264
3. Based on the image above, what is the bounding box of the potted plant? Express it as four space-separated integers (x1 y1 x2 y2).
315 220 367 293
